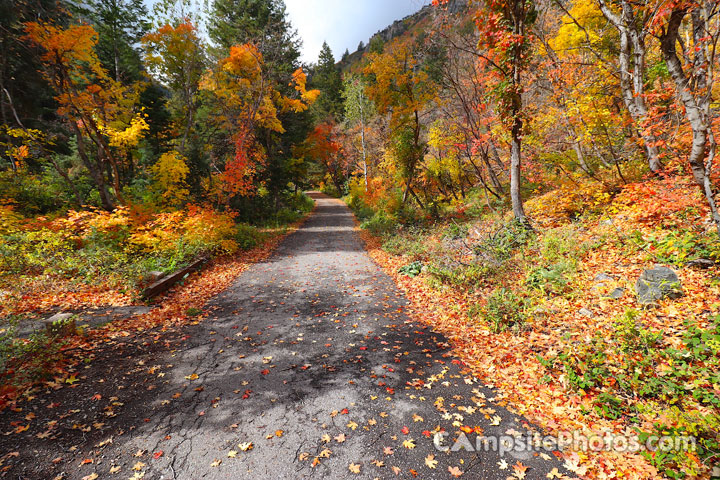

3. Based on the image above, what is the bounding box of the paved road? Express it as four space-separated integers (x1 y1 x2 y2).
1 193 570 479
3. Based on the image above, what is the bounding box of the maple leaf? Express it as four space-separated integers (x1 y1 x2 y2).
425 454 438 469
227 450 237 458
498 459 509 470
371 459 385 467
210 459 221 467
448 465 463 477
321 434 331 443
132 462 145 471
402 438 416 449
547 468 562 479
335 433 346 443
109 465 121 473
347 420 358 430
348 463 361 474
512 461 529 479
81 474 98 480
392 466 402 475
184 373 198 380
383 446 394 455
238 442 253 451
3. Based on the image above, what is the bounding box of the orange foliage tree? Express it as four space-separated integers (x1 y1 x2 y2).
25 22 146 210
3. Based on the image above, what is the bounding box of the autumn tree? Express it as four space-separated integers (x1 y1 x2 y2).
455 0 537 223
595 0 663 172
303 121 348 194
25 22 147 210
208 0 301 79
200 43 318 201
655 0 720 232
142 20 206 155
364 38 437 208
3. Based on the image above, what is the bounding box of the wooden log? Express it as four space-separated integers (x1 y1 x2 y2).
141 256 208 300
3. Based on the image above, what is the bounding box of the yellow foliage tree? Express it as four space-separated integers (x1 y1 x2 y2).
151 151 190 207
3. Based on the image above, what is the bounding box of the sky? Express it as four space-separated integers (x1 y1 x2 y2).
142 0 430 64
283 0 431 64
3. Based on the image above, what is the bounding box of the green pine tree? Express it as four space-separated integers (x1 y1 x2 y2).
312 42 344 121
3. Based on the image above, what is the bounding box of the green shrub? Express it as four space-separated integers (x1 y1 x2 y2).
361 212 397 237
398 261 423 277
525 260 576 295
474 219 535 264
647 230 720 264
235 223 264 250
480 288 528 333
444 222 469 240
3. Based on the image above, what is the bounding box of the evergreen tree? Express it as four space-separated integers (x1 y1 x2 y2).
71 0 150 82
208 0 300 80
312 42 343 120
341 48 350 62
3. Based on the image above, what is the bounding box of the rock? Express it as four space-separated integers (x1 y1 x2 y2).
593 273 615 283
43 312 76 336
600 219 614 226
606 287 625 300
636 266 683 305
578 308 594 318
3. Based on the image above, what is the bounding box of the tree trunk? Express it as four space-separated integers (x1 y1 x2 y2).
659 6 720 234
597 0 662 172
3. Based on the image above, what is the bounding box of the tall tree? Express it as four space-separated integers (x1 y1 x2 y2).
312 41 344 120
596 0 662 173
208 0 300 80
364 38 437 208
71 0 150 82
656 0 720 233
343 74 374 191
142 20 206 155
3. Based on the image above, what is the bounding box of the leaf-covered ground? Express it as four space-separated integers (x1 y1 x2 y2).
357 179 720 479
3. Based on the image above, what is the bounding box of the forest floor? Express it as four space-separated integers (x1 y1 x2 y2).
0 193 573 480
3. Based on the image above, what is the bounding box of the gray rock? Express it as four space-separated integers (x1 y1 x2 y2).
594 273 615 283
578 308 594 318
636 266 683 305
606 287 625 300
600 219 614 226
43 312 74 324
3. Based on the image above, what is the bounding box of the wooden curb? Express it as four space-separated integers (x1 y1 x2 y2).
141 256 209 300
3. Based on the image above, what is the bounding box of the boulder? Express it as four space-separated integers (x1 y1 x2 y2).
43 312 76 336
636 266 683 305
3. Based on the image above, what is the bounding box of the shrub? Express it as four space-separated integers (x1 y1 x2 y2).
474 219 535 265
525 260 576 295
398 261 423 277
480 288 528 333
235 223 264 250
361 212 397 237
